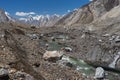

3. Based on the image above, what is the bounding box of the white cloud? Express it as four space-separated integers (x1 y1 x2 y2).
15 12 36 16
89 0 93 1
67 10 71 13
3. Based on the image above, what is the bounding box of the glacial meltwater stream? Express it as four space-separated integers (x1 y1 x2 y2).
60 55 120 80
40 34 120 80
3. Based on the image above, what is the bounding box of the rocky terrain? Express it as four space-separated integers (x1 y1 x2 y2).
0 22 90 80
55 0 120 27
0 0 120 80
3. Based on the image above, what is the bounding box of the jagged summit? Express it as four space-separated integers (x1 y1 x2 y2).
18 14 62 27
0 9 62 27
0 8 9 22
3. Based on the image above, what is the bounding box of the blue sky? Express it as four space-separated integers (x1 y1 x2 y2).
0 0 91 17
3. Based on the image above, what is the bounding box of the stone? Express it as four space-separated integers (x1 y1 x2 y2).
109 52 120 68
30 25 36 29
14 71 34 80
51 37 55 41
94 67 105 79
33 62 40 68
66 62 74 68
9 68 17 74
0 68 9 80
32 34 38 39
25 74 34 80
43 51 63 62
0 68 9 77
14 71 25 79
27 34 38 40
99 39 102 42
102 34 110 37
64 47 72 52
81 34 86 38
115 36 120 43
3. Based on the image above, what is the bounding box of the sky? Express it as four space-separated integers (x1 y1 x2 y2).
0 0 91 17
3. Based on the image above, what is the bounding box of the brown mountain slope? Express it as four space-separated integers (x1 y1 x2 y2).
55 0 120 27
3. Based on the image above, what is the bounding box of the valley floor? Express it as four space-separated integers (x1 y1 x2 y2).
0 22 120 80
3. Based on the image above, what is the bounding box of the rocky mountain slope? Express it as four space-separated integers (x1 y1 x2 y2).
55 0 120 27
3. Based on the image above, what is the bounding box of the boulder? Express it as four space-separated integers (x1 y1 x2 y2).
14 71 34 80
0 68 9 80
64 47 72 52
0 68 9 77
43 51 64 62
109 52 120 68
94 67 105 79
115 36 120 43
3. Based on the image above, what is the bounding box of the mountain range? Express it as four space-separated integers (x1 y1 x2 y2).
1 0 120 29
0 9 62 27
18 14 62 27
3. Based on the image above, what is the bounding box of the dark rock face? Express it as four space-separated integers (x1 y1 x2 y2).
0 9 9 22
103 0 119 11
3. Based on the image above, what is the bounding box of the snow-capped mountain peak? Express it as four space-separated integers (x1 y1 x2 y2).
0 9 64 27
18 14 62 27
5 11 15 22
0 9 9 22
32 15 44 20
